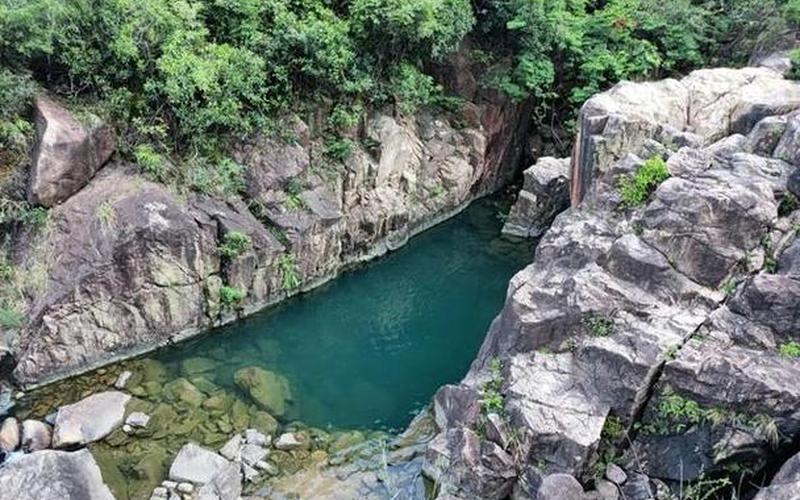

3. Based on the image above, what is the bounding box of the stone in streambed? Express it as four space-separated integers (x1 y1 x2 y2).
52 391 130 448
164 378 204 407
249 410 279 436
274 432 307 451
233 366 291 416
180 357 216 376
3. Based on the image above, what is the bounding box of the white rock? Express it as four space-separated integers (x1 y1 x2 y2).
255 460 279 476
52 391 130 448
176 482 194 494
122 424 133 434
126 412 151 428
152 487 168 496
0 449 114 500
21 420 51 451
0 417 21 451
169 443 231 485
114 370 132 389
219 435 241 461
244 428 269 447
161 480 178 489
274 432 303 451
240 443 268 467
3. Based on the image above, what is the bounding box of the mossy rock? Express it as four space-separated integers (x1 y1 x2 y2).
233 366 291 416
230 399 251 429
249 410 280 436
180 357 216 376
90 444 131 500
328 430 366 454
202 392 233 413
163 378 204 407
190 376 219 395
135 359 170 385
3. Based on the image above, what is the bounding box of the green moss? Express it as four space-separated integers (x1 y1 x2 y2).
618 156 671 207
779 341 800 358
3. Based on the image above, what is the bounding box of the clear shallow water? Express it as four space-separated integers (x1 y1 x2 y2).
149 197 533 432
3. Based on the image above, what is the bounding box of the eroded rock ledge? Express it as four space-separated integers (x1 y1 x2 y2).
426 56 800 499
3 87 530 388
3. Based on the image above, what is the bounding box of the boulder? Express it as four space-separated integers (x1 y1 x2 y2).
169 443 236 487
52 391 130 447
274 432 305 451
21 419 51 451
28 96 115 207
755 452 800 499
432 384 481 430
536 473 586 500
503 157 570 238
233 366 291 416
0 449 115 500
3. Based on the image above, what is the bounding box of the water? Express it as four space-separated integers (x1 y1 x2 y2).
150 197 533 432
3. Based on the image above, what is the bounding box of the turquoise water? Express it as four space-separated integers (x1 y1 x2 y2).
152 197 533 432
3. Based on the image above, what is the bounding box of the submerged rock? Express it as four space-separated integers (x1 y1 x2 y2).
52 391 130 448
233 366 291 417
0 449 115 500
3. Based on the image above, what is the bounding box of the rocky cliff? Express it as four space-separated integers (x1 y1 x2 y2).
1 86 531 388
424 55 800 499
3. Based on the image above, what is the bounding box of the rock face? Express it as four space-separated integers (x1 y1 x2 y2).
0 449 115 500
425 55 800 498
502 156 570 238
10 91 531 387
52 391 130 448
28 96 115 207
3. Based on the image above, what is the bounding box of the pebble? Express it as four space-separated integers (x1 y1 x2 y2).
114 371 133 389
122 424 133 434
161 480 178 489
176 482 194 494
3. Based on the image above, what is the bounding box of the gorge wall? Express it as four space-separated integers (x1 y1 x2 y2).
424 54 800 499
0 69 532 389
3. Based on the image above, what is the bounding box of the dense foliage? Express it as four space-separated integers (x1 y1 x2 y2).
0 0 797 191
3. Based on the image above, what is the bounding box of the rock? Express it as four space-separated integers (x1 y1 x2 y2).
774 115 800 166
249 411 279 436
52 391 130 448
788 166 800 198
619 473 653 500
21 419 51 451
537 473 585 500
503 157 571 238
244 428 269 447
484 413 510 450
423 427 515 500
0 449 115 499
432 384 481 430
168 443 233 486
114 370 132 389
233 366 291 416
164 378 205 407
28 95 115 207
176 482 194 494
755 451 800 499
0 417 20 451
194 461 242 500
604 463 627 485
126 411 151 428
219 435 242 461
274 432 304 451
180 357 216 376
0 382 15 418
590 479 620 500
256 460 279 476
240 443 268 467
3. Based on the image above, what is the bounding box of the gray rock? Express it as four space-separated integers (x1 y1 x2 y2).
423 427 515 500
52 391 130 447
432 384 481 430
755 451 800 499
0 382 14 419
193 460 242 500
21 419 51 451
590 479 620 500
605 463 627 485
620 473 653 500
747 115 788 156
503 157 570 238
537 473 585 500
28 95 115 207
168 443 232 485
0 449 114 499
788 166 800 198
775 115 800 166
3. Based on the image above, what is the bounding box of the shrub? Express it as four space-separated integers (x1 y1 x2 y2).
134 144 168 182
219 285 246 308
218 231 252 259
0 304 23 328
790 50 800 81
779 193 799 215
278 254 301 290
479 358 505 415
619 156 670 207
324 137 354 162
389 63 442 115
584 315 613 337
